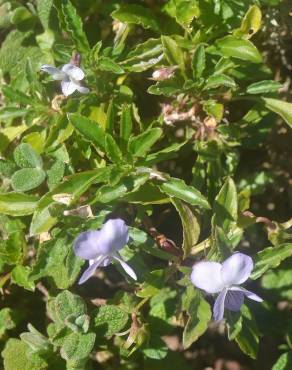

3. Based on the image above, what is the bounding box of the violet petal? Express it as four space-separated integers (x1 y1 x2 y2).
74 230 101 260
221 253 253 286
224 289 244 311
191 261 225 294
61 79 77 96
61 64 84 80
229 286 263 303
78 256 105 284
96 219 129 255
213 289 228 321
113 252 137 280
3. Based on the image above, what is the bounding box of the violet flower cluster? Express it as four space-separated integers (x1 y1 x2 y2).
191 253 263 321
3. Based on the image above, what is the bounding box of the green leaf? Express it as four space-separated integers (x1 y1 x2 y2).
93 305 128 337
105 134 123 163
111 5 160 32
20 324 52 354
261 266 292 300
226 311 243 340
192 44 205 79
47 160 65 190
0 107 28 121
130 227 175 261
61 0 89 52
203 100 224 121
0 308 16 339
128 128 162 158
2 85 32 105
123 182 169 205
14 143 43 168
209 35 262 64
144 141 186 166
272 352 292 370
182 286 211 349
69 114 105 149
171 199 200 258
105 99 115 132
247 80 282 94
98 56 124 74
204 74 237 90
120 104 133 143
235 306 259 359
159 177 210 209
11 168 46 192
0 159 17 178
31 238 83 289
53 290 87 324
122 38 163 72
10 7 35 28
137 270 165 298
11 265 35 291
170 0 200 28
142 339 168 360
0 125 28 153
161 35 185 73
2 339 47 370
30 169 109 235
147 77 181 96
60 332 96 361
0 192 39 216
93 173 149 204
234 5 262 39
262 98 292 128
37 0 54 30
0 231 25 265
214 177 238 232
251 243 292 280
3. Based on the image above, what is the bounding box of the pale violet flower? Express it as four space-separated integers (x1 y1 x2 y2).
40 63 89 97
191 253 263 321
74 218 137 284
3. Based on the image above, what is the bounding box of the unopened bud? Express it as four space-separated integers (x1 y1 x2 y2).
151 66 177 81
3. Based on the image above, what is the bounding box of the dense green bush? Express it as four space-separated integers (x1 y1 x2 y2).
0 0 292 369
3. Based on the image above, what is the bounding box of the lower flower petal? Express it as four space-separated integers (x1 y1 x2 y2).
213 289 228 321
61 80 77 96
224 290 244 311
112 253 137 281
229 286 263 303
76 85 89 94
78 256 105 285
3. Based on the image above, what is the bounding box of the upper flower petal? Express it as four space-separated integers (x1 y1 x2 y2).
229 286 263 303
213 289 227 321
96 218 129 255
221 253 253 286
113 252 137 280
61 79 78 96
191 261 225 294
224 289 244 311
74 230 101 260
61 64 85 80
40 65 65 80
78 256 105 284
